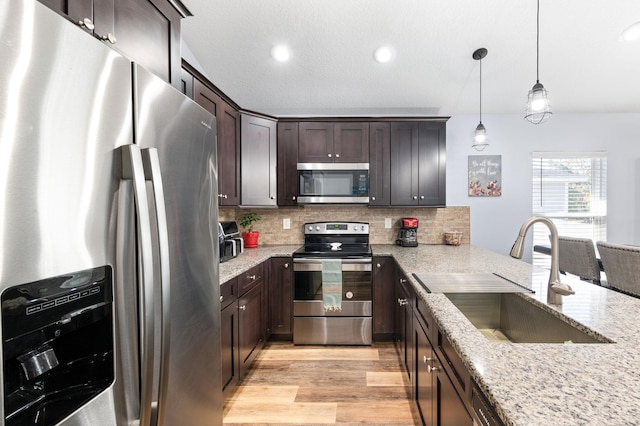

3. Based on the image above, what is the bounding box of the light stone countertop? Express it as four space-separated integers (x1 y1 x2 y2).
219 243 640 425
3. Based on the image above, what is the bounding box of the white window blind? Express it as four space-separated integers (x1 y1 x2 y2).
531 152 607 269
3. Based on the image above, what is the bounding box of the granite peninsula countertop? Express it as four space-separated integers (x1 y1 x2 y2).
220 244 640 425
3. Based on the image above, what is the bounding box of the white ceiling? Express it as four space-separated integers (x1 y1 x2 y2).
180 1 640 117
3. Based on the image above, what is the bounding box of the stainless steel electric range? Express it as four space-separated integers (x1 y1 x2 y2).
292 222 373 345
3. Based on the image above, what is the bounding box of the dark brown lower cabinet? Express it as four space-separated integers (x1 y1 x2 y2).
373 256 395 340
396 272 415 381
238 279 265 378
268 257 293 338
220 278 239 398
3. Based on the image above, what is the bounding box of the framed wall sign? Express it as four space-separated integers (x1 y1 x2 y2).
468 155 502 197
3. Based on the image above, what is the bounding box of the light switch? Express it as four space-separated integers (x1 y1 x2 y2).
283 218 291 229
384 218 392 229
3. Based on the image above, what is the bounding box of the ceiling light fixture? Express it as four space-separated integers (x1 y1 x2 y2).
271 45 290 62
620 21 640 41
525 0 552 124
472 48 489 151
373 46 392 63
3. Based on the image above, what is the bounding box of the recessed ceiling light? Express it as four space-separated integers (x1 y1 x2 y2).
373 46 392 63
271 45 290 62
620 21 640 41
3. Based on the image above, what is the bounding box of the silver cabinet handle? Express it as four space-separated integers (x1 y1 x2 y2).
284 263 289 269
218 194 228 199
371 196 376 201
79 18 95 30
220 295 224 302
428 365 440 373
328 153 332 158
335 153 340 158
400 278 407 283
292 196 296 200
420 195 425 200
270 196 275 200
140 148 171 425
413 196 418 200
248 274 256 280
376 263 381 268
100 32 117 44
398 298 408 306
239 305 246 311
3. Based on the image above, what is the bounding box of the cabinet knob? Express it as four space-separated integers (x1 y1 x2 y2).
328 153 332 158
420 195 425 200
248 274 256 280
400 278 407 283
398 298 408 306
412 196 418 200
78 18 95 31
376 263 381 268
220 295 224 302
100 32 117 44
428 365 440 373
239 305 246 311
284 263 289 269
371 196 376 201
292 196 296 200
335 154 340 158
270 196 275 200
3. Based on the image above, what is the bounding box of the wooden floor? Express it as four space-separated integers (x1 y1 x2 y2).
223 341 422 425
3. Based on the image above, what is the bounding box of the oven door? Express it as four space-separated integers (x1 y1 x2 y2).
292 258 372 316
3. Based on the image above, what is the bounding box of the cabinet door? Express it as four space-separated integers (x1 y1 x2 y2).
373 256 395 338
268 258 292 337
220 301 239 397
241 114 277 206
416 322 435 426
180 67 194 98
38 0 102 37
238 282 265 377
277 122 299 206
334 122 369 163
218 101 241 206
369 122 391 206
298 122 334 163
433 356 473 426
395 274 414 381
114 0 182 87
417 122 446 206
390 122 420 206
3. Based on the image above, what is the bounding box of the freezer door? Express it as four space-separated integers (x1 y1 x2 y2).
132 65 222 425
0 1 133 425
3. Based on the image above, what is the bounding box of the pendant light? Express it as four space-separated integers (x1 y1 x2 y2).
472 48 489 151
525 0 552 124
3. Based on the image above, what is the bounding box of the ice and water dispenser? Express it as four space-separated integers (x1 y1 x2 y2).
1 266 114 425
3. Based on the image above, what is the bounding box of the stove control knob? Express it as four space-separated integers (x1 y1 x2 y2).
361 225 365 231
315 226 320 231
308 226 313 231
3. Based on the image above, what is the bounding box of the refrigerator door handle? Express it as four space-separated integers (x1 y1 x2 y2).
120 145 156 426
141 148 172 425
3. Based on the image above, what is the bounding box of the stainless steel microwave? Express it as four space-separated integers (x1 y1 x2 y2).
297 163 369 204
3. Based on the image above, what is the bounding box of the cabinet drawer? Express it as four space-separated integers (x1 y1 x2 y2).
220 278 238 310
437 329 471 400
239 263 265 295
415 298 434 343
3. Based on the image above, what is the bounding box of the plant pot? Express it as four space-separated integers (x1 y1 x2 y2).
242 231 260 248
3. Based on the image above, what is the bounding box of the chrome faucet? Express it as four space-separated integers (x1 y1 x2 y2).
510 216 575 304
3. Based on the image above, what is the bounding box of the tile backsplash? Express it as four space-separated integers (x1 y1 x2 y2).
219 206 470 245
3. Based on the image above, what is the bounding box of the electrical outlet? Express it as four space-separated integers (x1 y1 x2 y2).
283 218 291 229
384 218 392 229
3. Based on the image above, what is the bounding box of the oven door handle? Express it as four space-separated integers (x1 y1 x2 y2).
293 258 372 272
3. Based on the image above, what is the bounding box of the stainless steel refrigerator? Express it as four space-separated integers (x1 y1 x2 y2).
0 1 222 425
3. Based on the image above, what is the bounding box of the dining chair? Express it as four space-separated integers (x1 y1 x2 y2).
596 241 640 297
558 236 601 284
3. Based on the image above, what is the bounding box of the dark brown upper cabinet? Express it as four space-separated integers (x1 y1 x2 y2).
390 121 446 206
369 122 391 206
298 122 369 163
39 0 188 89
277 122 299 206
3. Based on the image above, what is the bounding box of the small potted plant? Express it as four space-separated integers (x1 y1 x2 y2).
239 212 261 248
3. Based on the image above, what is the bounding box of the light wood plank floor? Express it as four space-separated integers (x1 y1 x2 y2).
223 341 422 425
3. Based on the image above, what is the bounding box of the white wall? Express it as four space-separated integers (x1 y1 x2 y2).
446 113 640 261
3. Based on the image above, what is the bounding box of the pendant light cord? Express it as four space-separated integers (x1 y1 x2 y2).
479 57 482 123
536 0 540 83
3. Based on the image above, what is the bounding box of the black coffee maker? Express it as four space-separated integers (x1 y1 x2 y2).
396 217 419 247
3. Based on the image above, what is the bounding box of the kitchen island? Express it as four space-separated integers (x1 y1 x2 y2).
220 244 640 425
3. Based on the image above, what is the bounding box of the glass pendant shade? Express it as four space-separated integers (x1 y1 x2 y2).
525 81 552 124
472 122 489 151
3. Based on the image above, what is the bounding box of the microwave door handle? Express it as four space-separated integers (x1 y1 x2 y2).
120 145 156 426
141 148 171 425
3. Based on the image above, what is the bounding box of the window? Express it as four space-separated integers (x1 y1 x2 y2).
531 152 607 268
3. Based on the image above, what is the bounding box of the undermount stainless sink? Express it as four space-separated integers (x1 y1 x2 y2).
444 293 613 344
